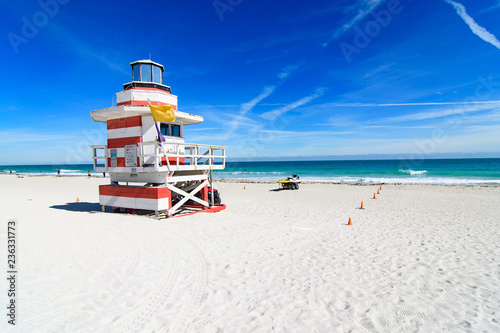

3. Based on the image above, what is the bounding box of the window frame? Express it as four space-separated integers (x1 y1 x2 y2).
159 123 182 138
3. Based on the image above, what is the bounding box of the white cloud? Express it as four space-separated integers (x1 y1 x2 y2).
261 129 356 138
323 0 387 47
186 127 224 131
0 130 76 145
223 113 263 127
363 63 395 79
47 22 129 75
260 88 327 120
223 86 276 138
317 100 500 107
481 1 500 13
444 0 500 49
182 103 286 110
0 106 20 112
384 103 500 122
458 109 500 123
278 65 299 80
224 65 301 136
240 86 277 116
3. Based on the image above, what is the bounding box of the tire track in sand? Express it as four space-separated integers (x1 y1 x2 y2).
112 222 181 333
169 231 208 332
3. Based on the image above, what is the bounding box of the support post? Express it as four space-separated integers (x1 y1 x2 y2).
209 169 214 207
201 184 209 210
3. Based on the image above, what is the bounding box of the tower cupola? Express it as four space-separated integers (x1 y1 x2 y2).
123 60 171 93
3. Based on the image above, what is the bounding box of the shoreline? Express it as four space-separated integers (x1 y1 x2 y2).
2 173 499 187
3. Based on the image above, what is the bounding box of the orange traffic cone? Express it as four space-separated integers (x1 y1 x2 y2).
360 201 365 209
244 185 246 189
347 217 353 226
379 185 382 190
76 197 80 202
377 189 380 194
373 193 377 199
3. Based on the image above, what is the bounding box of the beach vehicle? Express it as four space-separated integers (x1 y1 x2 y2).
185 186 221 205
206 186 221 204
90 60 226 218
278 175 301 190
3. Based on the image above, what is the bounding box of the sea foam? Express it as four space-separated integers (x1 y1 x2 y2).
399 169 428 176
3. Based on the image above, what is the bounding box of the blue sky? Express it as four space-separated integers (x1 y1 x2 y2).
1 0 500 164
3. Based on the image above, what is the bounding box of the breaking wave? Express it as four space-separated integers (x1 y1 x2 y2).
399 169 428 176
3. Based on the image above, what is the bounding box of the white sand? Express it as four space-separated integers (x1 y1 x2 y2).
1 175 499 332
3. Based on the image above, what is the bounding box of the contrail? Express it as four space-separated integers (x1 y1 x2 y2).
444 0 500 49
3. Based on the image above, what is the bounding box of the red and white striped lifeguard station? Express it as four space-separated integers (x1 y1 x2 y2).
90 60 226 218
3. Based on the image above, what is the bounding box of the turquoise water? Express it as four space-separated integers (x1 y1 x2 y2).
0 164 99 177
1 158 499 185
214 158 500 185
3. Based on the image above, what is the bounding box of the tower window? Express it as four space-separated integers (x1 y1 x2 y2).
153 66 162 84
132 64 139 81
160 124 182 138
171 125 180 137
141 64 152 82
130 61 165 85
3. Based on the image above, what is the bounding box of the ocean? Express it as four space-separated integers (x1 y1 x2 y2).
1 158 499 186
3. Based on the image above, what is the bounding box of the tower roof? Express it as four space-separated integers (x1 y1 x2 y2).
130 59 165 71
90 105 203 125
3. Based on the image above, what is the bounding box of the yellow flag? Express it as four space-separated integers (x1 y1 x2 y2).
149 103 176 122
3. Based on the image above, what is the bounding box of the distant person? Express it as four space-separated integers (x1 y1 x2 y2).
103 172 106 177
88 171 91 178
10 170 12 174
57 169 61 176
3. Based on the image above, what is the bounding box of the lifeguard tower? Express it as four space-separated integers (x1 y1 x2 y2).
90 60 226 218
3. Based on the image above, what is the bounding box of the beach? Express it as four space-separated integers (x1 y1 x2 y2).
1 175 499 332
